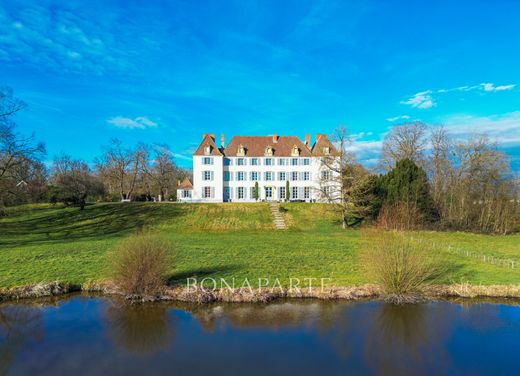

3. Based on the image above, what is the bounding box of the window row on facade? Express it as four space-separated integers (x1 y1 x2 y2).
202 171 313 182
202 157 311 166
200 186 313 200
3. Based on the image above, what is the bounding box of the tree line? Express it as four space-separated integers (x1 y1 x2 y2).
0 87 189 213
323 122 519 234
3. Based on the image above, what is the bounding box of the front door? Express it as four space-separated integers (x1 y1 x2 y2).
265 186 273 201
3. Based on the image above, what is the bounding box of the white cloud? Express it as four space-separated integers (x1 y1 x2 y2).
400 91 435 109
402 83 516 109
480 83 516 92
387 115 410 122
107 116 158 129
440 111 520 146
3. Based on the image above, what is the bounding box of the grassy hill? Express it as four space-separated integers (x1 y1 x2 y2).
1 202 519 288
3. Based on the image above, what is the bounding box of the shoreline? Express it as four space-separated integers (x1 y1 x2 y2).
2 281 520 304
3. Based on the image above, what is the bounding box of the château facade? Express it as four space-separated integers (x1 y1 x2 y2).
178 133 338 203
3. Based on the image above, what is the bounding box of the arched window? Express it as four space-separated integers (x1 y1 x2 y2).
322 146 330 155
265 146 273 156
291 145 299 156
204 145 211 155
237 144 245 156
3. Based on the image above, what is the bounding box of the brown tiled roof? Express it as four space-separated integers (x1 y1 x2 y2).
311 134 339 156
178 177 193 189
223 136 312 157
193 134 224 156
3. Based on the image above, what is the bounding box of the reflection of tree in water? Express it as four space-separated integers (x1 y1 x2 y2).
0 304 44 375
104 301 174 356
363 303 451 375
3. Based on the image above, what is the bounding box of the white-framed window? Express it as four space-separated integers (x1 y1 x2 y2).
324 186 332 195
250 172 259 181
264 172 273 181
302 172 310 181
204 146 211 155
237 158 245 166
237 172 245 181
291 158 298 166
265 158 273 166
182 190 192 198
203 186 213 198
203 171 213 181
291 145 300 156
237 187 245 199
304 187 310 199
292 186 298 199
265 146 273 156
278 158 285 166
224 158 231 166
303 158 310 165
321 170 331 180
203 157 213 165
278 172 286 181
323 146 330 155
279 186 286 200
224 171 231 181
265 186 273 199
251 158 259 166
291 171 298 181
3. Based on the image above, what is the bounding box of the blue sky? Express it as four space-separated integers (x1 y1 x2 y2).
1 0 519 168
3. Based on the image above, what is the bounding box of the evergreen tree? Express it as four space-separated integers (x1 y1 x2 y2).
285 180 290 202
377 158 437 221
253 181 259 201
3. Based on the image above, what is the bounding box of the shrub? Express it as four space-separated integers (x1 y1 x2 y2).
376 202 422 231
108 234 171 297
360 228 440 303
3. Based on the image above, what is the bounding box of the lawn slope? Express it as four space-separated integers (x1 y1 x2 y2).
1 203 519 288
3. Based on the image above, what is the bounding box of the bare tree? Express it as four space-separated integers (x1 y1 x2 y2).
96 139 148 201
147 144 178 201
379 122 427 170
433 134 518 234
317 125 372 228
51 154 104 210
0 88 46 209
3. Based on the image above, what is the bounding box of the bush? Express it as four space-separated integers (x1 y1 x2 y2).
377 202 423 231
360 228 440 303
108 234 171 297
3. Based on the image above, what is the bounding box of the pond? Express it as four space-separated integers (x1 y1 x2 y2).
1 295 519 375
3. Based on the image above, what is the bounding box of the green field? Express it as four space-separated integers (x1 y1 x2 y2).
1 203 519 288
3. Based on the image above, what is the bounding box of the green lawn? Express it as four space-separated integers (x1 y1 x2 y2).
1 202 519 288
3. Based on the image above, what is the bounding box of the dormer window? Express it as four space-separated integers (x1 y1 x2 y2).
237 145 245 156
204 145 211 155
323 146 330 155
291 145 300 157
265 146 273 156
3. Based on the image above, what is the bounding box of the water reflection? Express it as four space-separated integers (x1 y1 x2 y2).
104 301 175 356
363 303 450 374
0 304 43 375
0 297 519 375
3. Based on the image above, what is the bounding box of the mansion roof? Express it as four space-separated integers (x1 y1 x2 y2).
193 133 337 157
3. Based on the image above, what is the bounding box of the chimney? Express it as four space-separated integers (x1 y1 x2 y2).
305 134 310 147
220 133 225 147
273 133 278 143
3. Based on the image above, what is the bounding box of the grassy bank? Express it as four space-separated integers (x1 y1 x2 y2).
1 203 519 288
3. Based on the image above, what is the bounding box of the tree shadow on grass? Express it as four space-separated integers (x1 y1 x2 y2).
0 203 187 247
166 265 241 287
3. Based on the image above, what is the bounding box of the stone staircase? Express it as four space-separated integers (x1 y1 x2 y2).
268 202 286 230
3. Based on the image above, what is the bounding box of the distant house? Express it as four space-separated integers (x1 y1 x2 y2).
190 133 338 202
176 177 193 202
